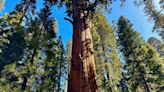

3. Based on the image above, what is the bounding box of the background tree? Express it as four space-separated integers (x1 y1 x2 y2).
91 13 122 92
147 37 164 57
0 8 28 69
134 0 164 39
147 37 162 48
0 0 67 91
117 16 164 92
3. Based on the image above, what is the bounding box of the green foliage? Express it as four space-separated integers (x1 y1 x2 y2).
134 0 164 39
0 9 27 70
46 0 113 18
147 37 164 57
117 16 164 92
91 13 122 92
0 31 26 66
0 0 67 91
38 36 67 92
0 0 164 92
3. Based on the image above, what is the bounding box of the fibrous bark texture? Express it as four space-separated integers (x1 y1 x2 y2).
68 13 98 92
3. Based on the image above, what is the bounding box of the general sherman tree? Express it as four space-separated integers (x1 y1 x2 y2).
9 0 162 92
0 0 113 91
45 0 114 92
64 1 114 92
1 0 164 92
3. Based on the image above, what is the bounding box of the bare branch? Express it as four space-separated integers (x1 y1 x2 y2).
64 17 73 24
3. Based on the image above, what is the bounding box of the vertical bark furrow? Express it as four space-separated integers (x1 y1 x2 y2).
68 0 98 91
68 17 98 92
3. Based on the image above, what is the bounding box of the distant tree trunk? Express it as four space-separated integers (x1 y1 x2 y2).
57 54 62 92
68 1 98 92
57 63 61 92
133 53 150 92
136 62 150 92
102 44 117 91
120 79 125 92
21 48 37 90
21 76 27 90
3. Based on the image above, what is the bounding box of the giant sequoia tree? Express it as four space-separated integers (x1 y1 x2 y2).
65 1 110 91
1 0 164 91
50 0 163 90
45 0 113 91
17 1 164 92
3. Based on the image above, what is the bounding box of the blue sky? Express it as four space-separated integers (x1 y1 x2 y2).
0 0 161 46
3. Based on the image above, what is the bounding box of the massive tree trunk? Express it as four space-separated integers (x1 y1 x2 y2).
68 18 98 92
68 1 98 92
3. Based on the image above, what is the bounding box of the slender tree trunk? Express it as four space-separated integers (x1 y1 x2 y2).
21 76 28 90
133 52 150 92
136 62 150 92
120 79 124 92
102 44 117 91
57 55 62 92
68 1 98 91
21 48 37 90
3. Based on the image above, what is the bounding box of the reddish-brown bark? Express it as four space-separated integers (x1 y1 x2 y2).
67 1 98 91
68 18 98 92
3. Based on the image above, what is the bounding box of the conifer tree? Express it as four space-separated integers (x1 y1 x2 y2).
147 37 164 57
134 0 164 39
117 16 164 92
0 0 67 91
45 0 114 91
91 13 122 92
1 0 164 92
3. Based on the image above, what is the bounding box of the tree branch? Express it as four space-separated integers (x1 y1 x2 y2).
64 17 73 24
